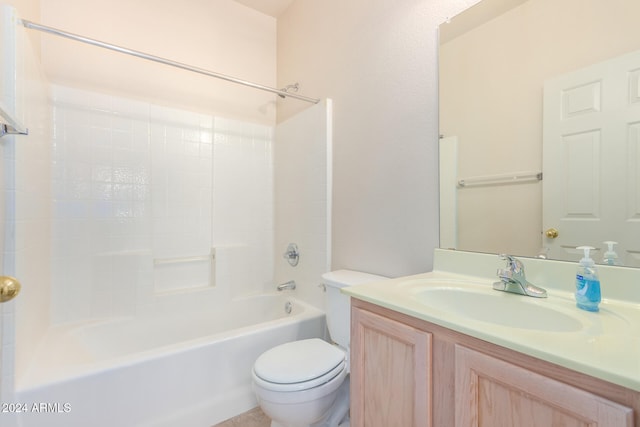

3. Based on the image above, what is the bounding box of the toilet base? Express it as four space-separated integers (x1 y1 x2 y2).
271 417 349 427
272 419 349 427
267 377 350 427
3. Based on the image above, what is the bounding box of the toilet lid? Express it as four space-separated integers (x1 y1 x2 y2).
253 338 346 385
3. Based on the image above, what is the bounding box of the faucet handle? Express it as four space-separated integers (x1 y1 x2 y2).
496 268 514 281
495 254 547 298
498 254 525 275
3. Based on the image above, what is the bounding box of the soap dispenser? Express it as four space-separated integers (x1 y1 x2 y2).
602 241 620 266
575 246 601 312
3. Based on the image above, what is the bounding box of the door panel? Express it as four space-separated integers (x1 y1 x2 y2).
543 49 640 265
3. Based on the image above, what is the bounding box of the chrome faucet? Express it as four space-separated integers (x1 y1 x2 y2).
277 280 296 291
493 254 547 298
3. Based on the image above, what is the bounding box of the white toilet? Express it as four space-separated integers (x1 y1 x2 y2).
252 270 386 427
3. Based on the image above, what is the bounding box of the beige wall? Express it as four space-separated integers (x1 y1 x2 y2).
37 0 278 125
277 0 481 277
4 0 40 57
4 0 38 21
440 0 640 258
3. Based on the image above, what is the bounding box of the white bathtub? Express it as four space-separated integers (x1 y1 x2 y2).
15 294 326 427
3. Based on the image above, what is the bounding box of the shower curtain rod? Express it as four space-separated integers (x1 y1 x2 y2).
21 19 320 104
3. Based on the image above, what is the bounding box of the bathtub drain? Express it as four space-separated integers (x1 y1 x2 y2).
284 301 293 314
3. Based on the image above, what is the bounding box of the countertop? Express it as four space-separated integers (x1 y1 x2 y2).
343 251 640 392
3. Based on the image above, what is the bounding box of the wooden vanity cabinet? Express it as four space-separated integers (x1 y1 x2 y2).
456 345 633 426
350 298 639 427
350 302 432 427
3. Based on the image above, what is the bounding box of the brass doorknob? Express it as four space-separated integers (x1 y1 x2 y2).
0 276 21 303
545 228 559 239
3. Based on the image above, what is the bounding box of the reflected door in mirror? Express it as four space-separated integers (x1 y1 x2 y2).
543 49 640 267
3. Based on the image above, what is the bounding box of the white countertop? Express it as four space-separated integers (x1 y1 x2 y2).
342 249 640 392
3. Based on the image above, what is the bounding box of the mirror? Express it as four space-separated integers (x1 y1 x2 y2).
439 0 640 267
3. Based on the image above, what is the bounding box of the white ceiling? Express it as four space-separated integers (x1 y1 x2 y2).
233 0 295 18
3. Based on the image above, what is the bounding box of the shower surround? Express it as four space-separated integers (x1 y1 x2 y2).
2 4 332 426
48 84 274 325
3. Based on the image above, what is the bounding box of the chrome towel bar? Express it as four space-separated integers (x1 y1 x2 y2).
458 171 542 188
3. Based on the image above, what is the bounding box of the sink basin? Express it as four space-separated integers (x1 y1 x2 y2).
412 286 584 332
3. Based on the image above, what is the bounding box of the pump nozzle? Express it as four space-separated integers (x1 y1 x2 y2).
603 241 619 265
577 246 595 267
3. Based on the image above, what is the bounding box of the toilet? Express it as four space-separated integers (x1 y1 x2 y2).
252 270 386 427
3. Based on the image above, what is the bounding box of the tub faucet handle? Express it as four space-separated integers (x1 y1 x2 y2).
283 243 300 266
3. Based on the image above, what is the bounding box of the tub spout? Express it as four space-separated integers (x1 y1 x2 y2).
277 280 296 291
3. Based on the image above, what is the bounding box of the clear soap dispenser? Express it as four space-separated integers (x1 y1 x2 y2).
602 241 620 266
575 246 601 312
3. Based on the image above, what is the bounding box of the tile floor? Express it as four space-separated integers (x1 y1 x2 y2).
212 407 271 427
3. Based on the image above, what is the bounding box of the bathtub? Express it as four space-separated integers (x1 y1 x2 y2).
14 294 326 427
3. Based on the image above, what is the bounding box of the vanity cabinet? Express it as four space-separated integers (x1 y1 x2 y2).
456 345 632 426
350 299 638 427
350 303 432 427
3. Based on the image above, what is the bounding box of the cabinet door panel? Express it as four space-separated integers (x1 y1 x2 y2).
455 345 633 427
351 307 432 427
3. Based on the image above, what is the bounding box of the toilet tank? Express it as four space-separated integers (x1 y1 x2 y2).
322 270 386 351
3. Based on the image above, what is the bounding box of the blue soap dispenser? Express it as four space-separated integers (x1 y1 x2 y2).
575 246 601 312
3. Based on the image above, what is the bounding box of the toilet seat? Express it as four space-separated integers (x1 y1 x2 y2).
253 360 346 392
253 338 346 392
